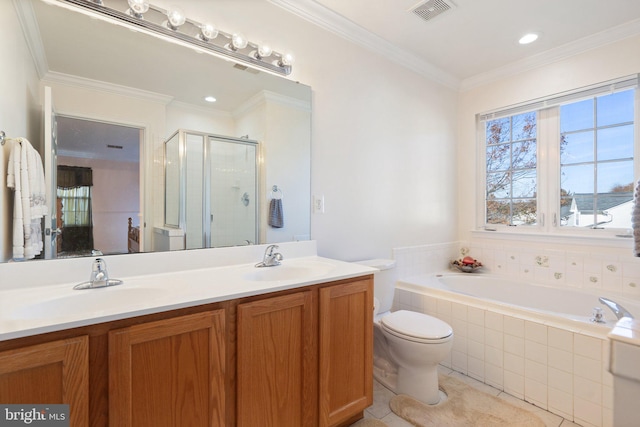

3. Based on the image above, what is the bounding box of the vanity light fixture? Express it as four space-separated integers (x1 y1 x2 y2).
58 0 293 75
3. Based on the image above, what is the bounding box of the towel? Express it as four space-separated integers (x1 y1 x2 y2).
268 198 284 228
633 179 640 256
6 138 47 260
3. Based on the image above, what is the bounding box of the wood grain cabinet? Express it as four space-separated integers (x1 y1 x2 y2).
319 279 373 427
237 290 317 426
108 311 226 427
0 336 90 427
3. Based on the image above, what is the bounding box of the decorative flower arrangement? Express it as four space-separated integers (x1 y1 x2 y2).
451 256 483 273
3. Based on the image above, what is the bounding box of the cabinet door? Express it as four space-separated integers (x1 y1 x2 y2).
319 279 373 427
237 290 317 427
0 336 89 427
109 310 225 427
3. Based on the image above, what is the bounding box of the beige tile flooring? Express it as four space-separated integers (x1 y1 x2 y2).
353 366 583 427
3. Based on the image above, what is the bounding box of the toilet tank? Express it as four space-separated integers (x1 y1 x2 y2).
354 259 397 314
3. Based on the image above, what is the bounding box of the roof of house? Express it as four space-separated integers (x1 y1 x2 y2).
560 192 633 217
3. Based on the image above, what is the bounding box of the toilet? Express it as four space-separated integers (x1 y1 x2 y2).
356 259 453 405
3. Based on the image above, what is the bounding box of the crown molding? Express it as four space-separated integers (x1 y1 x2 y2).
14 0 48 79
267 0 460 90
460 18 640 92
233 90 312 117
42 71 174 104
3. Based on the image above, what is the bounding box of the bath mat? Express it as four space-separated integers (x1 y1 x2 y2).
389 375 545 427
349 418 388 427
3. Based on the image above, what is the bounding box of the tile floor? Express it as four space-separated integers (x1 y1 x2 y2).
353 366 583 427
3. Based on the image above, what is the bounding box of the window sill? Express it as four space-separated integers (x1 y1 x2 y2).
470 228 634 250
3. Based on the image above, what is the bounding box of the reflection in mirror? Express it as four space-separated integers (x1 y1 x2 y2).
0 0 311 263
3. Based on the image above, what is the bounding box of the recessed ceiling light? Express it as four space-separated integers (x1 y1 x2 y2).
519 33 539 45
204 96 217 103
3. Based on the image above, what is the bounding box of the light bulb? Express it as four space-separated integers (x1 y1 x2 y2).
166 6 186 30
231 33 248 50
127 0 149 17
204 96 216 103
257 42 272 59
278 52 295 67
519 33 538 45
200 22 218 41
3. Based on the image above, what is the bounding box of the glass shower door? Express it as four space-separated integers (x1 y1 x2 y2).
209 136 258 247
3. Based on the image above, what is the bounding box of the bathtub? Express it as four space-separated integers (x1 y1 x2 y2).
393 272 638 427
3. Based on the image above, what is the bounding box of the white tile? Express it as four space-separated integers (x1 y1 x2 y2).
485 362 504 389
574 396 603 427
548 367 573 393
574 354 602 383
453 335 467 354
548 347 573 374
548 387 573 420
602 385 613 410
525 359 547 385
485 345 503 367
467 306 485 326
452 350 467 373
574 375 602 404
504 353 525 375
525 321 547 345
468 339 484 360
503 371 524 399
504 334 525 357
485 328 503 349
524 377 547 410
452 302 467 320
467 323 485 343
574 334 603 360
451 317 468 338
467 356 484 381
485 311 503 331
436 299 452 316
525 340 547 364
504 316 525 336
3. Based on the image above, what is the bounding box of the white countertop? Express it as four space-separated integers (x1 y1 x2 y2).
0 255 375 341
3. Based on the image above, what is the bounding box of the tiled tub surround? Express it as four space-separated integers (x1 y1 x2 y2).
394 276 615 427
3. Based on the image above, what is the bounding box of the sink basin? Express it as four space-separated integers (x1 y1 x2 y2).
10 287 165 320
243 260 335 282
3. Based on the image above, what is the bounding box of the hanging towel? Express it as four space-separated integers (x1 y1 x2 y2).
6 138 47 260
268 198 284 228
633 179 640 256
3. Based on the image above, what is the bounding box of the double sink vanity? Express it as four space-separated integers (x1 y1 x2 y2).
0 241 375 427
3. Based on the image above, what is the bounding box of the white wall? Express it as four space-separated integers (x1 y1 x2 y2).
0 1 41 262
457 34 640 246
175 0 460 261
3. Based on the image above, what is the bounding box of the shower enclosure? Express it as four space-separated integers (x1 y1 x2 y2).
164 130 259 249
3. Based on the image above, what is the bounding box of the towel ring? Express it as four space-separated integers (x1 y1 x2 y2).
271 185 283 199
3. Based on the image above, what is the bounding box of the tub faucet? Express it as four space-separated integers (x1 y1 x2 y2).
599 297 634 320
256 244 283 267
89 258 109 288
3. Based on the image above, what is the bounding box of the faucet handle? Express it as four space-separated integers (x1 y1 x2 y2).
91 258 109 283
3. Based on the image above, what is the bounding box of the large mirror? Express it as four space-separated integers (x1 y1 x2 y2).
0 0 311 263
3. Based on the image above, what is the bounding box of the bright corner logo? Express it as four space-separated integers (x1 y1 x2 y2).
0 405 69 426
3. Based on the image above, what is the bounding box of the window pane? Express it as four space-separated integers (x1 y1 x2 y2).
512 112 536 140
561 163 594 194
512 199 537 225
512 170 536 198
512 140 537 170
597 125 634 161
561 131 593 165
487 172 510 198
486 200 510 225
597 90 634 126
486 144 511 172
597 160 634 193
486 118 510 145
560 98 594 132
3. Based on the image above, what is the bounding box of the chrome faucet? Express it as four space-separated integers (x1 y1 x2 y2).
256 244 283 267
89 258 109 288
599 297 634 320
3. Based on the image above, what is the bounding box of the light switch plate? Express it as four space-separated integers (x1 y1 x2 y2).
313 195 324 214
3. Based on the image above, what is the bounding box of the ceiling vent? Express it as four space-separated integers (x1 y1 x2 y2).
410 0 455 22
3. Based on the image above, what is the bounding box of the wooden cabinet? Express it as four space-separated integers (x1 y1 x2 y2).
319 279 373 427
237 290 317 426
108 311 226 427
0 336 89 427
0 274 373 427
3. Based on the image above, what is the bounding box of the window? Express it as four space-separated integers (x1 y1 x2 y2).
57 186 92 226
479 75 638 235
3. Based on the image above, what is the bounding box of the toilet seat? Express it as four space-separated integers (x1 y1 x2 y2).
381 310 452 343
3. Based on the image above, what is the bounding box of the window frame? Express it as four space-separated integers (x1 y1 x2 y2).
475 75 640 243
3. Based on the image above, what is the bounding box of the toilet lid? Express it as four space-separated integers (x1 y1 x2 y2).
381 310 453 341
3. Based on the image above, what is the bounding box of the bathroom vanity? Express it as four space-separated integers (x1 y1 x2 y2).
0 245 374 427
